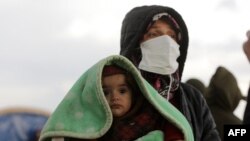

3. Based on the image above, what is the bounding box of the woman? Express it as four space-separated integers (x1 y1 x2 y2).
119 5 220 141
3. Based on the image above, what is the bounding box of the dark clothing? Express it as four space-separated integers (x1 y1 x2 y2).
100 102 163 141
185 78 206 95
180 83 220 141
206 66 243 140
243 86 250 124
119 5 220 141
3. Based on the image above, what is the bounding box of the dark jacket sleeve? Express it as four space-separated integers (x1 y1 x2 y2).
180 83 221 141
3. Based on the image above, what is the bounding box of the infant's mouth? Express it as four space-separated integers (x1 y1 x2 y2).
111 104 121 109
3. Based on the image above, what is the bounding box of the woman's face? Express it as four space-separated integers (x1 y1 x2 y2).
142 20 177 42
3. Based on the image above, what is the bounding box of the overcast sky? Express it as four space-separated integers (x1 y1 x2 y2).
0 0 250 119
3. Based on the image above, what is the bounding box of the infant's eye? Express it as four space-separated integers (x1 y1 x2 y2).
119 88 127 94
103 89 111 96
119 87 129 95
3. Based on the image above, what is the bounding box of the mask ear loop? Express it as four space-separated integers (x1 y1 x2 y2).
166 74 173 100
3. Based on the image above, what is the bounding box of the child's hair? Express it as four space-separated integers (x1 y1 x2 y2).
102 65 136 93
102 65 126 77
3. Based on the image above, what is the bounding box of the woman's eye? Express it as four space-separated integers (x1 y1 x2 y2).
147 32 158 38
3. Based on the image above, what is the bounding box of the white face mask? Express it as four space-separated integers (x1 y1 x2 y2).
138 35 180 75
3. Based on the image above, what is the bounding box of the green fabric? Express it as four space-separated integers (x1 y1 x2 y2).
39 55 194 141
134 130 164 141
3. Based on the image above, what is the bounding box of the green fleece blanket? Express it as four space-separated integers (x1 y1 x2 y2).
39 55 194 141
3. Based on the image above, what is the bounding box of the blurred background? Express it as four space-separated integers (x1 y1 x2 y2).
0 0 249 120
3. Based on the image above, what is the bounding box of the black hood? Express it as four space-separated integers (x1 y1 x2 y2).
206 66 244 111
119 5 189 79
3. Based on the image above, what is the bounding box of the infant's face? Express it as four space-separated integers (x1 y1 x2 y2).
102 74 132 117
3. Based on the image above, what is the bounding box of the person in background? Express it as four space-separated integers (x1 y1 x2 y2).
243 30 250 124
0 107 49 141
243 30 250 62
206 66 245 141
119 5 220 141
185 78 206 96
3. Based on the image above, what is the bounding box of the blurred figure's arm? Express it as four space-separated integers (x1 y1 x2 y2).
243 30 250 62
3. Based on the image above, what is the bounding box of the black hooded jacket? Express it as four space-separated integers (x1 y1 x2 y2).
119 5 220 141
